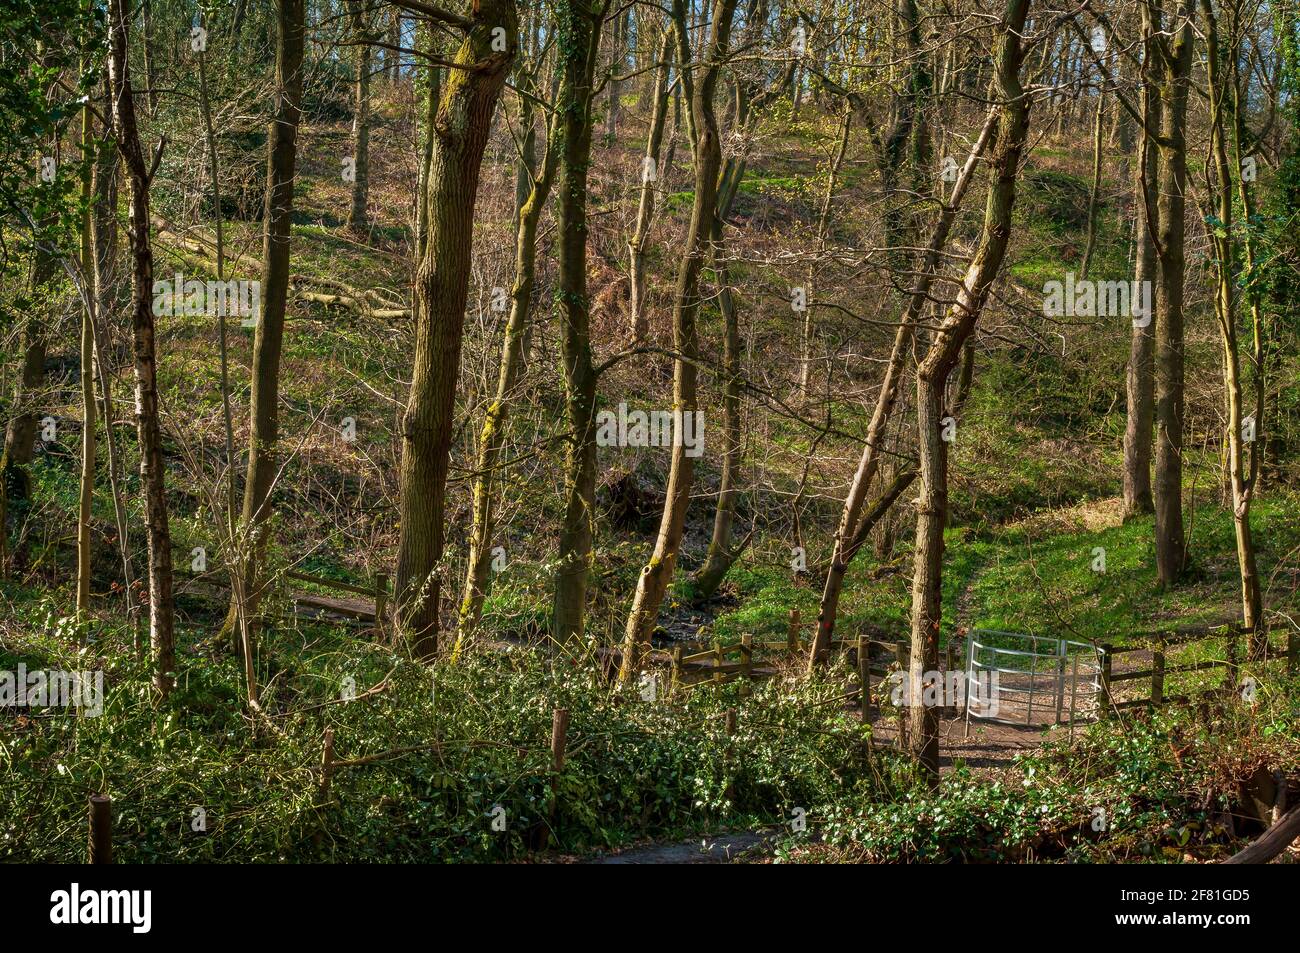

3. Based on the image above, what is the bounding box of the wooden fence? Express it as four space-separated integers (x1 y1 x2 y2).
175 554 389 633
629 610 1296 720
1099 623 1298 715
617 609 942 710
283 568 389 632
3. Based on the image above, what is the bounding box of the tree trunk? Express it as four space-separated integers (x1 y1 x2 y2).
415 23 442 262
620 0 739 682
1079 85 1106 279
690 214 743 597
551 0 608 646
395 1 517 658
628 28 673 343
76 84 96 617
458 92 558 638
1122 65 1159 519
107 0 175 698
347 0 372 233
907 0 1032 780
232 0 305 660
808 107 999 668
140 0 158 115
1201 0 1262 649
1150 0 1194 587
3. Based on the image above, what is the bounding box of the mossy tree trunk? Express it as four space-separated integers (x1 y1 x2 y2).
619 0 740 682
551 0 610 646
231 0 305 670
458 77 559 638
1202 0 1263 650
907 0 1032 780
395 0 518 658
1147 0 1194 587
107 0 175 698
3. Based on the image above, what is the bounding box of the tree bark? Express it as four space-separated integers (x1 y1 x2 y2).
107 0 175 697
808 107 999 669
1123 58 1159 520
1201 0 1262 648
551 0 608 646
627 27 673 343
907 0 1032 780
1149 0 1194 587
76 80 96 617
395 0 517 658
231 0 305 659
347 0 373 233
619 0 740 682
458 86 559 638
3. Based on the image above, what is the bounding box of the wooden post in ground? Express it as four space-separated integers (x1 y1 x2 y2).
548 707 570 836
671 645 684 696
740 634 753 695
373 572 389 637
857 634 870 713
88 794 112 863
1099 644 1113 717
319 728 336 804
787 608 800 652
1151 638 1165 707
713 641 724 686
723 708 737 802
551 708 570 773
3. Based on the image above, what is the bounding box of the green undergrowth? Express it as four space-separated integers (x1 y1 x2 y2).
1 598 895 862
797 684 1300 862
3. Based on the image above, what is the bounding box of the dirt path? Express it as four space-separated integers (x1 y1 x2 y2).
583 832 777 864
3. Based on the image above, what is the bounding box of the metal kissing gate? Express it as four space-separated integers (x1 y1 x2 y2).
963 629 1102 736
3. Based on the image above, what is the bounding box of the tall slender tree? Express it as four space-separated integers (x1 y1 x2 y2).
106 0 175 697
551 0 610 646
394 0 518 658
906 0 1033 779
620 0 740 681
229 0 306 663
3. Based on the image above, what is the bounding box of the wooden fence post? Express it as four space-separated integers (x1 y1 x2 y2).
319 728 336 805
787 608 800 652
713 641 724 686
740 635 753 696
857 634 870 712
548 708 570 837
671 645 684 696
1099 644 1113 717
88 794 112 864
551 708 570 775
1151 638 1165 707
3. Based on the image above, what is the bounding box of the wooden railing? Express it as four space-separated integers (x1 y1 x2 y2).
1098 623 1297 714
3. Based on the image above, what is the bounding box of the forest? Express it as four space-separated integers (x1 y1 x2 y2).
1 0 1299 867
